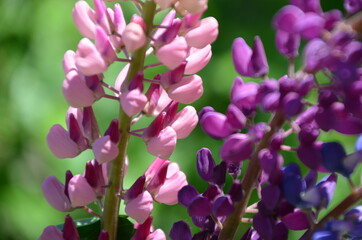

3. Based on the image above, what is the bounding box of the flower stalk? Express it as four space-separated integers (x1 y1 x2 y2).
101 1 156 239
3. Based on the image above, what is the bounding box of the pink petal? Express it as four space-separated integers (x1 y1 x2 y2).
68 174 96 207
93 136 119 164
170 106 198 139
122 22 146 53
42 176 71 212
156 36 188 69
120 89 148 117
47 124 80 158
125 191 154 224
166 74 203 104
184 17 218 48
72 0 96 39
146 126 177 159
185 45 212 74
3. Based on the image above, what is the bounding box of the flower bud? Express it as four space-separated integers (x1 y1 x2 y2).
276 30 300 58
196 148 215 182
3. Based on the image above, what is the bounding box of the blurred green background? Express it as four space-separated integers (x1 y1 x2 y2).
0 0 360 239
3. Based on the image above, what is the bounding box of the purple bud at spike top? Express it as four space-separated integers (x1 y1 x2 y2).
196 148 215 182
40 225 63 240
232 37 269 78
169 221 192 240
221 133 253 163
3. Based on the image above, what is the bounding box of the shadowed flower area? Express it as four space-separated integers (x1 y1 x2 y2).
0 0 357 239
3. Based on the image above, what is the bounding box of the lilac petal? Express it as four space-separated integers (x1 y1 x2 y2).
282 92 303 117
198 106 215 119
290 0 322 13
200 112 234 139
231 82 259 109
169 221 192 240
212 195 234 217
282 210 310 230
295 106 318 126
249 36 269 77
188 196 212 217
232 38 252 76
259 149 283 174
220 133 253 163
303 39 330 73
298 123 319 146
276 30 300 58
226 104 246 129
273 5 304 33
196 148 215 182
178 185 199 207
262 92 280 112
212 161 227 186
295 12 325 39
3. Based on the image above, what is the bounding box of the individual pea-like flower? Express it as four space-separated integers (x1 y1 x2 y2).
40 215 80 240
232 37 269 78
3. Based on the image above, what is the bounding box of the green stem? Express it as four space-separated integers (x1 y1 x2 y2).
101 2 156 239
219 111 285 240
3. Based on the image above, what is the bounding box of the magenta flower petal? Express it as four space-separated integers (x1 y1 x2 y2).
42 176 72 212
68 174 96 207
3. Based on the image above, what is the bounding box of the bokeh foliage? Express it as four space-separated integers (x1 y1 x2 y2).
0 0 358 239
